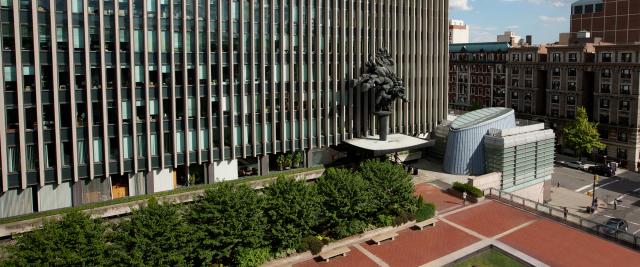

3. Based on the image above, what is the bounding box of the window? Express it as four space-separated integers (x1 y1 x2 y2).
600 113 609 124
525 80 532 88
552 68 560 76
525 92 532 101
619 117 629 127
617 148 628 160
512 54 520 62
574 5 583 14
511 79 519 87
568 82 577 91
584 4 593 13
619 100 630 111
551 95 559 104
595 3 603 12
621 69 632 79
511 91 519 100
552 81 560 90
525 53 533 62
567 96 576 106
602 53 612 62
601 84 611 93
512 68 520 75
568 53 577 62
568 68 577 77
567 110 575 119
601 69 611 78
621 53 633 63
620 85 630 94
552 53 561 62
525 68 533 75
600 99 610 108
618 132 628 142
551 109 559 117
599 129 608 139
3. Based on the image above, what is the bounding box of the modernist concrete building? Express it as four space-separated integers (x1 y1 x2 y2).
448 42 509 110
0 0 449 217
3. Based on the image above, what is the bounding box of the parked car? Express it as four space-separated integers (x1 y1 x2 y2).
565 161 585 170
600 218 628 236
588 165 615 177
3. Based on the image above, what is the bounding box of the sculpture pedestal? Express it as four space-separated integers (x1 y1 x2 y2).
375 111 392 141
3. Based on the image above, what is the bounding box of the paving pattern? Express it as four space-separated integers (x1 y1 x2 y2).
291 184 640 267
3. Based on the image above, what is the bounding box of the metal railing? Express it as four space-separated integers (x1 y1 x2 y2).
484 188 640 250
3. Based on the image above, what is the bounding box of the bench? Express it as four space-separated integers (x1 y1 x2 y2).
319 246 350 262
370 232 399 245
414 217 438 230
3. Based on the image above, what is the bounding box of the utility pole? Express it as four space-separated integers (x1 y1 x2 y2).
592 175 599 211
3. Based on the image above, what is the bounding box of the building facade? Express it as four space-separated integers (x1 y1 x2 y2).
570 0 640 44
505 45 547 117
448 42 509 110
0 0 449 217
448 19 469 44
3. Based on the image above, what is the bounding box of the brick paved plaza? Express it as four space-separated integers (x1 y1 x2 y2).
292 184 640 267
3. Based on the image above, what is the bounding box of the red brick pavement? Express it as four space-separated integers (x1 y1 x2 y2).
293 246 378 267
500 219 640 267
362 222 479 267
445 201 538 237
414 183 463 212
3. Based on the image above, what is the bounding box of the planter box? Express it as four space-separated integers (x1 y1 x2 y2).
446 188 485 203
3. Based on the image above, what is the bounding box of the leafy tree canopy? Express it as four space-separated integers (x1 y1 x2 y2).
358 159 416 215
316 168 376 228
4 211 107 266
188 183 268 265
563 106 605 159
108 199 196 266
263 177 323 252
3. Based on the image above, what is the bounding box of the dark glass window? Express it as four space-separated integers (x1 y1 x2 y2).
585 4 593 13
574 5 583 14
595 4 603 12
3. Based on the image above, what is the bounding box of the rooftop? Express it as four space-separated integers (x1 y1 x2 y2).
450 107 514 130
449 42 510 53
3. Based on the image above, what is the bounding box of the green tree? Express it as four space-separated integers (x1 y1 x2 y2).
188 184 268 265
316 168 376 235
263 177 323 252
4 211 108 266
563 106 605 160
108 199 196 266
358 159 416 215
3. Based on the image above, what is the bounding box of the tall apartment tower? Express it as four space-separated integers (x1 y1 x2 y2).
449 19 469 44
570 0 640 44
0 0 449 218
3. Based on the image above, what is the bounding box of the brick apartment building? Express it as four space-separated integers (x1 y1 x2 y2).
448 42 509 110
571 0 640 44
507 41 640 171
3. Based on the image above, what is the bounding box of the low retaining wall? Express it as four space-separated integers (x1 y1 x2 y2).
0 168 326 238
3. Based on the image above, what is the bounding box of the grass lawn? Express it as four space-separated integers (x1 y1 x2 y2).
450 247 528 267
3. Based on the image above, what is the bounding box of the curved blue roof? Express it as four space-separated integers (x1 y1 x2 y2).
450 108 514 131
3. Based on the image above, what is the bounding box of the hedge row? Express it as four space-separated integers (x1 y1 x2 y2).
452 182 484 198
2 159 435 267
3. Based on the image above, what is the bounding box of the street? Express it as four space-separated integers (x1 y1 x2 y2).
550 164 640 235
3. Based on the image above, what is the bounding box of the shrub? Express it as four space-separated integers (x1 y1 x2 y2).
235 247 271 267
415 202 436 222
452 182 484 198
393 210 416 226
4 211 108 266
263 177 324 252
333 219 369 239
299 236 325 255
377 214 394 227
108 199 196 266
316 168 376 230
358 159 416 215
188 184 268 265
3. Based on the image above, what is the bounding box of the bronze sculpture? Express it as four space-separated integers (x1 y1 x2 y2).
354 48 408 141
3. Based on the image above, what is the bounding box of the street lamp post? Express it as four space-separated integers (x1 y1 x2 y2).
591 174 599 212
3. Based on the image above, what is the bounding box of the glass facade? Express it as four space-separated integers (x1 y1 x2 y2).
0 0 448 198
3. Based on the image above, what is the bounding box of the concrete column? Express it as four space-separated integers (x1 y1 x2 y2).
145 171 155 195
71 181 83 207
306 149 314 168
206 163 216 184
259 155 270 176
